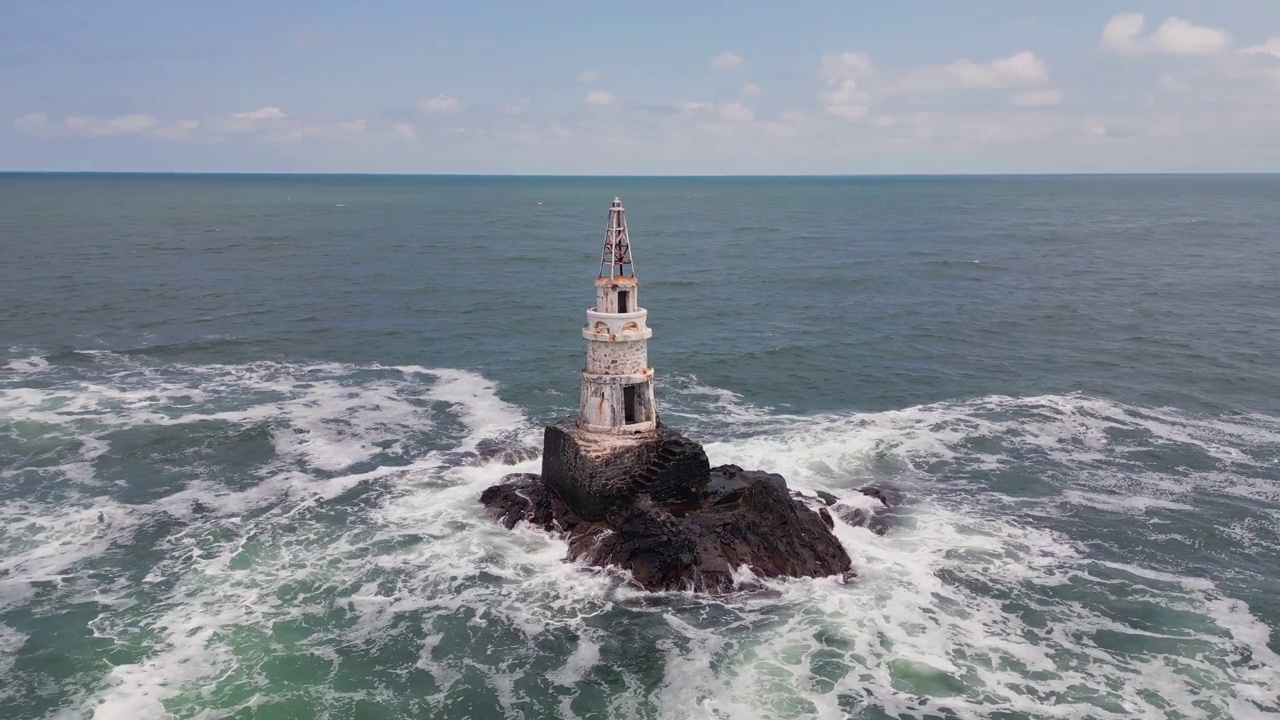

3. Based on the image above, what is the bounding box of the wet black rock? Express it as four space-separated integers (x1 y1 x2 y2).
823 485 905 536
480 421 854 593
858 486 905 509
475 438 540 466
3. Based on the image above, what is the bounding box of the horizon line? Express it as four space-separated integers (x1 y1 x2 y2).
2 170 1279 178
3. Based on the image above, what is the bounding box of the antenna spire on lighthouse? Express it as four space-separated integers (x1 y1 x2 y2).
599 197 635 279
578 197 657 434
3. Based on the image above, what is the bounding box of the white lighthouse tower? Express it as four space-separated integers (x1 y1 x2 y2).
577 197 658 434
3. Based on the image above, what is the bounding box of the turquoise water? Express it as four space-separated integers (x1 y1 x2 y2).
2 173 1279 718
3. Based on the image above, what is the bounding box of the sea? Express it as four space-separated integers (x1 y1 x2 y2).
1 173 1279 720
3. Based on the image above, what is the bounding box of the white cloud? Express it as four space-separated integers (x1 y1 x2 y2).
14 113 50 135
16 113 203 140
711 51 745 72
148 120 200 140
261 126 318 143
872 114 902 129
576 69 602 83
418 95 463 113
283 119 419 143
819 52 875 120
1101 14 1229 56
335 119 367 136
868 111 1086 145
65 113 161 136
870 112 936 139
222 107 289 134
1242 38 1280 60
718 102 755 122
821 80 871 120
677 101 755 122
232 106 287 121
28 33 1280 174
391 122 417 140
759 112 809 140
694 121 737 138
1157 74 1188 92
509 122 572 146
1101 13 1147 55
679 101 715 114
901 51 1049 92
1010 88 1064 107
502 98 532 115
821 52 875 81
1150 17 1229 56
17 109 433 146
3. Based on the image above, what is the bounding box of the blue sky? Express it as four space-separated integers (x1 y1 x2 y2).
5 0 1280 174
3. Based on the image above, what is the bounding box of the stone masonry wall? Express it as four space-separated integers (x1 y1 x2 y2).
542 418 709 521
586 339 648 375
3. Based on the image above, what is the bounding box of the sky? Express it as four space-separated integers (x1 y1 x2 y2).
5 0 1280 174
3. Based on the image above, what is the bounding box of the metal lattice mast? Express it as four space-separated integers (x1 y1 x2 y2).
598 197 635 278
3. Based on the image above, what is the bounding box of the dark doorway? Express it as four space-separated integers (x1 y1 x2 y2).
623 385 637 423
617 290 630 313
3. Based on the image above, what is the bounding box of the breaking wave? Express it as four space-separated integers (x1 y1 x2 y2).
2 353 1278 719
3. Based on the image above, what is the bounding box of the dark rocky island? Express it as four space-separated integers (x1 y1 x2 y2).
479 419 900 593
478 197 899 593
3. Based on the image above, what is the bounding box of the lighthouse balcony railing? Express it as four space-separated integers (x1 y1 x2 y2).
585 308 648 335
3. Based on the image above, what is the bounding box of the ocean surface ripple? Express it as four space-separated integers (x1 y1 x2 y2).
2 174 1279 719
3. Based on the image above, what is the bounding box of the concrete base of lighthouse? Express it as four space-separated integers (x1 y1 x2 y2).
540 417 708 522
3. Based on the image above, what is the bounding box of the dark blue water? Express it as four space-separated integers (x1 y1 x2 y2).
2 173 1279 719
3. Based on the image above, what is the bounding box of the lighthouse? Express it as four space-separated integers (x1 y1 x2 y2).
577 197 658 434
482 197 854 593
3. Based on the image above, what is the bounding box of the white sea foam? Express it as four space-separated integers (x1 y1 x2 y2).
662 373 777 426
22 360 550 719
5 356 1279 718
654 381 1280 717
3 354 50 374
0 500 139 614
672 381 1280 508
1 357 450 479
397 364 533 450
0 622 27 683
